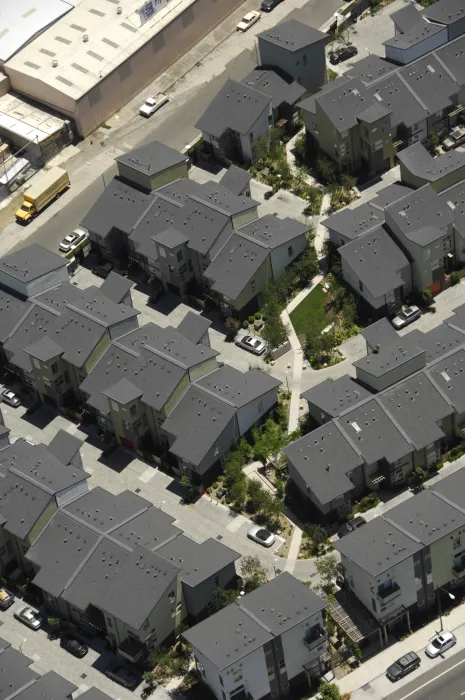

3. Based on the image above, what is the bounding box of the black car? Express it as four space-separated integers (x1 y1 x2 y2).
60 636 89 658
338 516 366 538
93 261 114 278
261 0 282 10
329 45 358 65
387 652 421 682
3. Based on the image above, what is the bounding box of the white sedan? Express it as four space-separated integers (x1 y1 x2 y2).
139 93 169 118
59 228 88 253
425 631 456 658
237 10 261 31
235 332 266 355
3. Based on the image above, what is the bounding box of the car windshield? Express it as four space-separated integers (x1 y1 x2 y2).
389 662 401 675
253 340 261 347
20 204 32 211
431 638 442 649
257 529 270 540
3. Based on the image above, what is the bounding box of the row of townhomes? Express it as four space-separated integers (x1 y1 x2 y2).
284 308 465 523
321 144 465 311
0 635 111 700
80 139 310 317
0 426 241 665
0 242 281 484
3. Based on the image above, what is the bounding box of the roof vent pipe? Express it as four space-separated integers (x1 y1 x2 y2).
117 5 122 12
52 59 58 67
83 34 89 42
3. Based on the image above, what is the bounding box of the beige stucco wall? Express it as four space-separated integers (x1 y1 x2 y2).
118 160 188 192
28 499 57 545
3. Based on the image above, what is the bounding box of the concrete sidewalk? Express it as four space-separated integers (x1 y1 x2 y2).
338 601 465 700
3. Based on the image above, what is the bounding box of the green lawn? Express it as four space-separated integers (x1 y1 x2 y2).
290 283 328 337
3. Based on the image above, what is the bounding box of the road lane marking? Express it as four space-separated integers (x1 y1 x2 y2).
398 657 465 700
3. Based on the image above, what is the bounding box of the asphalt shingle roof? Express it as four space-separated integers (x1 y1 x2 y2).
238 214 309 248
346 55 396 84
0 244 66 285
390 3 423 33
423 0 465 25
397 142 465 181
195 78 271 138
385 184 454 245
383 19 444 49
204 232 269 300
301 375 372 418
427 347 465 414
371 183 413 209
369 73 428 129
435 34 465 87
258 19 327 50
197 366 280 407
399 55 458 114
360 318 399 351
316 79 376 132
0 291 30 344
116 141 187 178
47 429 83 466
241 68 306 109
354 343 425 379
431 468 465 512
385 489 465 545
220 165 253 196
100 271 133 304
157 535 240 587
177 311 212 345
339 227 409 299
405 324 465 363
81 178 152 239
322 203 385 240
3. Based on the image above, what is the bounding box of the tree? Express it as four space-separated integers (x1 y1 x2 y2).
240 555 268 592
340 294 357 329
316 553 340 594
252 136 269 163
261 491 283 525
213 588 240 610
180 474 195 503
246 479 268 511
317 681 341 700
252 417 286 465
261 286 289 350
223 461 244 490
304 523 328 556
224 316 240 337
316 156 337 186
293 246 319 287
230 478 248 509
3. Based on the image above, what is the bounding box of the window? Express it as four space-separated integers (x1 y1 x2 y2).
453 536 461 550
214 443 219 456
51 362 58 374
359 281 364 292
168 591 175 603
372 598 377 612
303 54 307 66
288 245 293 257
233 670 243 682
177 250 183 262
159 246 166 257
111 401 119 412
267 664 275 679
279 659 286 671
249 132 254 142
33 358 40 369
214 575 220 587
251 280 256 292
219 676 224 687
130 404 137 417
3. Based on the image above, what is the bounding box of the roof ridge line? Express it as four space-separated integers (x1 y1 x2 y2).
382 515 422 544
333 418 363 458
396 71 430 114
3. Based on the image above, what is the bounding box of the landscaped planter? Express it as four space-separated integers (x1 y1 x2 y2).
270 340 291 360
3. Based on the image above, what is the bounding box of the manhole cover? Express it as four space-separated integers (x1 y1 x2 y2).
135 488 141 493
81 673 87 679
216 535 223 541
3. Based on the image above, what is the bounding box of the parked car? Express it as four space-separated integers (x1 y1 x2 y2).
261 0 282 10
247 524 276 547
59 227 89 253
92 261 114 279
139 93 169 118
425 631 456 658
0 588 14 610
1 389 21 408
386 651 421 681
14 606 44 630
105 664 140 690
237 10 261 31
329 45 358 65
235 333 266 355
391 305 421 330
338 516 366 539
60 636 89 658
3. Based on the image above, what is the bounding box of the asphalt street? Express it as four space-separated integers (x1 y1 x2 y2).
8 0 341 255
386 648 465 700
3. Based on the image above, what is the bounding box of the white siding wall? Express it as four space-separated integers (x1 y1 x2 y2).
281 611 326 680
384 28 448 65
0 266 68 299
236 389 278 436
270 234 307 281
55 479 89 508
194 646 270 700
240 104 272 162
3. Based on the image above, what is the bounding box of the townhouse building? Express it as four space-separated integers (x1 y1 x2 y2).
184 573 329 700
397 143 465 193
26 487 240 664
82 140 310 316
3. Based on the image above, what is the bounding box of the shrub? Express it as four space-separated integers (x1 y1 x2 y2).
248 315 255 324
242 320 248 329
357 492 380 512
450 271 461 286
254 311 262 320
264 190 274 200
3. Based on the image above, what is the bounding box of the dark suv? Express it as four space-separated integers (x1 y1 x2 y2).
261 0 282 10
338 516 366 539
387 652 421 682
329 45 358 65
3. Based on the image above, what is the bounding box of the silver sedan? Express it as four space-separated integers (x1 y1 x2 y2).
247 525 275 547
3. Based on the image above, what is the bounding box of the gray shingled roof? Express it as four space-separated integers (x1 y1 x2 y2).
220 165 253 196
405 324 465 363
196 78 271 138
64 488 151 534
0 291 30 344
399 55 458 114
339 398 413 465
430 467 465 512
383 19 444 49
81 178 152 239
177 311 212 345
258 19 327 50
301 375 372 418
427 347 465 413
346 55 396 85
369 73 428 129
204 232 269 300
385 184 454 245
184 603 273 669
385 489 465 545
339 227 409 299
48 429 83 466
381 372 451 450
162 386 237 466
435 34 465 87
238 214 309 248
187 179 259 217
100 271 133 304
357 102 392 124
390 3 423 33
446 302 465 334
13 670 77 700
316 79 377 132
0 647 40 699
354 343 425 379
116 140 187 178
157 535 240 587
24 336 63 362
241 68 306 109
397 142 465 181
0 473 51 539
423 0 465 25
334 516 422 577
153 228 189 248
197 366 280 407
283 422 364 504
360 318 398 351
0 244 67 285
111 506 181 551
299 75 352 114
371 183 413 209
103 378 144 404
322 203 385 240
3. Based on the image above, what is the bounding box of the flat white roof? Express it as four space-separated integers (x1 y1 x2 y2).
5 0 196 101
0 93 66 142
0 0 73 63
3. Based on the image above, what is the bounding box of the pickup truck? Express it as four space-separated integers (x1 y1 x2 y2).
139 93 169 118
15 167 69 224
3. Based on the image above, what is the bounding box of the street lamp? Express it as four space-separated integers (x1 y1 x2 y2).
437 586 455 632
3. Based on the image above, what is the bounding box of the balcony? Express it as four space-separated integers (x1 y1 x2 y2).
304 625 327 652
376 583 401 602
